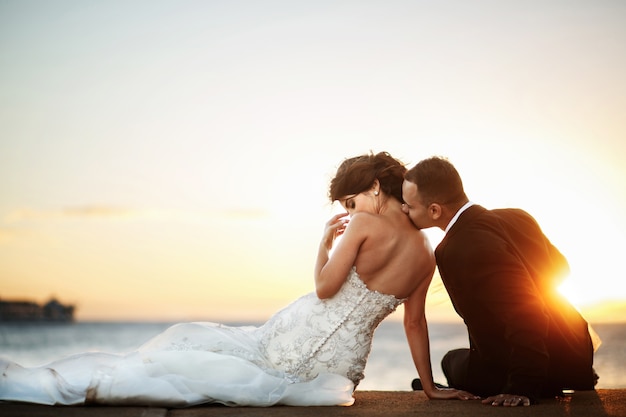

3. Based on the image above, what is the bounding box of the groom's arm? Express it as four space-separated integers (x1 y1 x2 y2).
460 231 551 404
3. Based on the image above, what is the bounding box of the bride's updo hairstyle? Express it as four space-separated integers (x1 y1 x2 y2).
329 151 407 203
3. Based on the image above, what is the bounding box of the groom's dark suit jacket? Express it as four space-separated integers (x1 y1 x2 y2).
436 205 595 400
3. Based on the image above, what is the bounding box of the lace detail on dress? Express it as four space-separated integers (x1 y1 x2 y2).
258 267 404 386
137 322 282 377
0 266 403 407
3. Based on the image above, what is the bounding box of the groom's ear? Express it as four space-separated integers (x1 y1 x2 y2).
428 203 443 221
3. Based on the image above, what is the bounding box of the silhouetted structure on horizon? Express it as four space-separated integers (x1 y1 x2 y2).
0 298 75 322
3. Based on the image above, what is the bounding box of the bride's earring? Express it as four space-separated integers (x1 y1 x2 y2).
374 191 379 196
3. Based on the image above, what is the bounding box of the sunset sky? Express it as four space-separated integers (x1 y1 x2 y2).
1 1 625 323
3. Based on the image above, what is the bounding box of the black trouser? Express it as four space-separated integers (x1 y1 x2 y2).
441 348 580 400
441 348 507 398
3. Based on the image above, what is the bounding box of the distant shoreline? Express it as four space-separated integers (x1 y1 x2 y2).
0 298 75 322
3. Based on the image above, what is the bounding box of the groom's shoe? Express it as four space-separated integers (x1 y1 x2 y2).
411 378 448 391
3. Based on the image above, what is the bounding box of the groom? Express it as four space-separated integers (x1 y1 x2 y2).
401 156 597 406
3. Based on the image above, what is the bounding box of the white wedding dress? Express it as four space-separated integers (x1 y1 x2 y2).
0 268 405 407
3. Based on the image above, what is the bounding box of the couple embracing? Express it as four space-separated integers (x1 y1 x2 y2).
0 152 596 408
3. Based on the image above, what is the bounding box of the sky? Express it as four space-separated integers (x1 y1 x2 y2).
1 0 625 323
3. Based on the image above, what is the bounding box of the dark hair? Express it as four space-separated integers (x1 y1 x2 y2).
404 156 467 207
329 151 406 203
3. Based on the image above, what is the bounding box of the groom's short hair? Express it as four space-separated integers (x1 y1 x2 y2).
405 156 467 207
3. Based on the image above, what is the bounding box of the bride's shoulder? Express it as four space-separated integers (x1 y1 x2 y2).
346 212 386 230
348 212 377 221
347 213 399 241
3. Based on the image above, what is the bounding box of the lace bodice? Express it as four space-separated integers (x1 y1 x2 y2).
258 267 405 385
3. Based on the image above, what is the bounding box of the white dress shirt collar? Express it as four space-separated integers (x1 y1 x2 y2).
445 201 475 233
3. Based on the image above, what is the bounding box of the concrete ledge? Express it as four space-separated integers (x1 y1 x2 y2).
1 390 624 417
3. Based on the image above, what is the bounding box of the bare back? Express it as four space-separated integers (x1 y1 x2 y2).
351 207 435 299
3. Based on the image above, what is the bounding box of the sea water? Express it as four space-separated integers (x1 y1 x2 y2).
0 320 623 391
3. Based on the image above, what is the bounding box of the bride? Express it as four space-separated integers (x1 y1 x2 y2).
0 152 474 407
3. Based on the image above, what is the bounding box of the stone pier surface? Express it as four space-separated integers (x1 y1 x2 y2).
2 390 625 417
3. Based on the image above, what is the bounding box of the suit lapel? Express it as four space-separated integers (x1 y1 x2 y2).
435 205 488 301
435 205 487 281
437 205 487 251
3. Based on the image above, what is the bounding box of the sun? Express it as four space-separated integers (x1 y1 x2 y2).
557 278 587 308
557 267 626 323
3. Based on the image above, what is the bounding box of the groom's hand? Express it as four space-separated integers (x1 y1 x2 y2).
482 393 530 407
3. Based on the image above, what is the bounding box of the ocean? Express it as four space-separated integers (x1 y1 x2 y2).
0 320 623 391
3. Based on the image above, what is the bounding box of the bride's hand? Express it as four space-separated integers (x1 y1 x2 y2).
427 387 480 401
322 213 349 250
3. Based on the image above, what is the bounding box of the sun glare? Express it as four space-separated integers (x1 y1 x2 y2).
557 267 626 323
558 279 585 308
